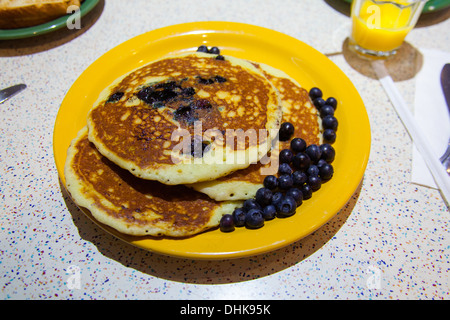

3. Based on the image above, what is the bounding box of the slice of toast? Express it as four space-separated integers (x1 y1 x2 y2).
0 0 81 29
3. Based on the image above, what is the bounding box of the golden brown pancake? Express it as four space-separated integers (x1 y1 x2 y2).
189 63 322 200
64 127 241 237
86 52 282 185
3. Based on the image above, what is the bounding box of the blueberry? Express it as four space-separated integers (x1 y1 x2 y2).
245 209 264 229
326 97 337 110
262 204 277 220
292 152 311 171
290 137 306 153
197 45 208 53
279 122 295 141
208 46 220 54
232 207 246 227
322 115 338 131
319 163 334 181
320 143 335 163
215 55 225 61
263 175 278 190
308 175 322 191
107 91 124 103
271 192 283 207
279 149 293 164
255 187 273 206
317 159 328 168
278 162 293 175
182 87 196 96
194 99 212 109
278 174 293 190
292 170 307 186
214 75 227 83
305 144 322 163
309 87 323 100
275 195 297 217
197 76 215 85
313 97 326 109
243 198 261 211
319 104 335 118
307 164 320 176
219 214 235 232
189 136 208 158
301 184 313 200
286 187 303 205
323 129 336 144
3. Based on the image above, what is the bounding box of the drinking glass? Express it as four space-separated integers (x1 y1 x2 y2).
349 0 427 58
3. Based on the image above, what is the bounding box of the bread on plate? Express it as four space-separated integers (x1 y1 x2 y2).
0 0 81 29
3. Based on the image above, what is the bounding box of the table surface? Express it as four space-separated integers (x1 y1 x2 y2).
1 0 449 300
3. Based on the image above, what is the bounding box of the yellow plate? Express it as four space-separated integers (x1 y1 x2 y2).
54 21 371 260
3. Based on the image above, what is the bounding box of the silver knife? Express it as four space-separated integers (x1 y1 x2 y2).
439 64 450 165
0 84 27 104
442 63 450 109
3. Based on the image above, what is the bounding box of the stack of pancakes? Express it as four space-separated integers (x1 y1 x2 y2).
65 51 321 237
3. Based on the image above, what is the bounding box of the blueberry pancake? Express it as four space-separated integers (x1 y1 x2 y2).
65 127 241 237
86 52 282 185
189 63 322 201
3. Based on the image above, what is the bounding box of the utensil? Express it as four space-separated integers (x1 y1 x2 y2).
439 63 450 173
440 142 450 174
441 63 450 108
372 60 450 206
0 84 26 104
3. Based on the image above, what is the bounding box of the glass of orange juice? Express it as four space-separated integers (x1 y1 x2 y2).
349 0 427 58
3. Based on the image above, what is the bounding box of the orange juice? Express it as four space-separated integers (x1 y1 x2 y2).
350 0 425 55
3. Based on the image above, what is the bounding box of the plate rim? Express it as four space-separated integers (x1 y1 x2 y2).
54 21 371 260
0 0 100 40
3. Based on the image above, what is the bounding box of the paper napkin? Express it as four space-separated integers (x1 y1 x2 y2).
412 48 450 189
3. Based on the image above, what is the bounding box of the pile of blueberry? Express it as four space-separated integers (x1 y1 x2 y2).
197 45 225 60
197 45 220 54
309 87 338 144
219 87 338 232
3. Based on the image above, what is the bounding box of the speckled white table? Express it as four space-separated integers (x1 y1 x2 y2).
1 0 449 300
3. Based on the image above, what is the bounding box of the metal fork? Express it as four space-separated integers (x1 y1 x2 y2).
440 138 450 174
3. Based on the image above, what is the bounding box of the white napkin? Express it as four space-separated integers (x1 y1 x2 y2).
412 48 450 189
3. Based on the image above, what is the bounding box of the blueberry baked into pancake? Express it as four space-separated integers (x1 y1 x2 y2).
65 127 241 237
86 52 283 185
